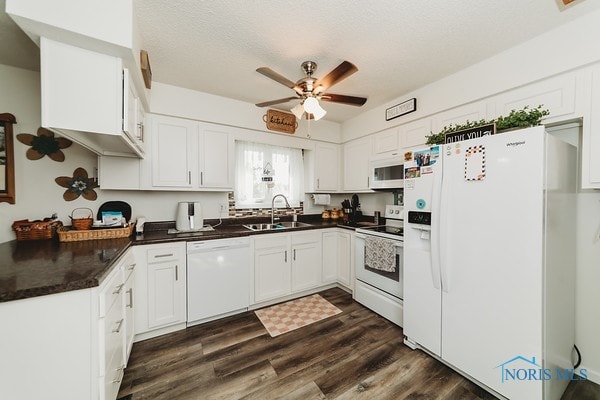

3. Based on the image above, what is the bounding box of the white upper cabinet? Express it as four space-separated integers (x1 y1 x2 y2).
395 118 433 157
583 66 600 188
372 128 401 159
40 38 144 157
343 136 372 192
198 125 235 189
306 142 340 192
150 115 234 190
151 115 196 188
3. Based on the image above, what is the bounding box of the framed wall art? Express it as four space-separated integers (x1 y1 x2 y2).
0 113 16 204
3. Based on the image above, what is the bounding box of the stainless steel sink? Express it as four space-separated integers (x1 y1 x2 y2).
242 221 311 231
242 223 286 231
277 221 311 228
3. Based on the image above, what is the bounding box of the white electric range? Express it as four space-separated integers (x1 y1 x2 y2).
354 205 404 327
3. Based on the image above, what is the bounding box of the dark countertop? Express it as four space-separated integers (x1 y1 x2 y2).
0 238 131 303
0 215 375 303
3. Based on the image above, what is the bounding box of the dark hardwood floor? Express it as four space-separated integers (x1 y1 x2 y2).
117 288 599 400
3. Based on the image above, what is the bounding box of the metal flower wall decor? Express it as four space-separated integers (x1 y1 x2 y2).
55 167 99 201
17 127 72 161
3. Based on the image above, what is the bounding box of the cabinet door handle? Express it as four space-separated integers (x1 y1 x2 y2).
317 178 320 189
175 265 179 281
367 176 370 187
293 249 296 261
137 122 144 142
154 253 173 258
128 262 136 271
113 283 125 295
284 251 287 263
200 171 204 185
188 171 192 185
113 318 124 334
127 288 133 308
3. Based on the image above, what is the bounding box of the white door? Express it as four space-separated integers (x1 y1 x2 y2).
291 242 322 292
440 128 545 399
152 115 196 187
254 245 291 303
314 143 339 191
343 136 371 190
337 231 352 287
321 231 338 283
403 144 443 356
147 260 186 329
199 128 232 188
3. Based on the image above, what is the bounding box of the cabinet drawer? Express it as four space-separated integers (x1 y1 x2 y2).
121 252 137 281
102 343 125 400
101 289 125 375
99 267 125 318
147 247 180 263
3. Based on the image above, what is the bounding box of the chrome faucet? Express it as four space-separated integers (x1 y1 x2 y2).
271 194 291 225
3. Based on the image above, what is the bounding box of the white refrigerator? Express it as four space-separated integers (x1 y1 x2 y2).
403 126 577 400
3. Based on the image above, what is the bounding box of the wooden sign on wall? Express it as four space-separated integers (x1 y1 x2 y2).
264 109 297 134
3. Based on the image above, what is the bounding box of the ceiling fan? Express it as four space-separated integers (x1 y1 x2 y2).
255 60 367 120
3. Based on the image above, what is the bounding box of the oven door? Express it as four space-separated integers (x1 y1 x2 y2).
355 233 403 299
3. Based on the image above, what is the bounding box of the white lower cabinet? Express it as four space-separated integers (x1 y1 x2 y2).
0 248 135 400
254 235 291 303
133 242 187 340
291 232 322 293
254 231 322 304
337 231 353 288
322 229 353 289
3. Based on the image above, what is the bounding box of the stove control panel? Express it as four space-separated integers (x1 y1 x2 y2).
385 205 404 220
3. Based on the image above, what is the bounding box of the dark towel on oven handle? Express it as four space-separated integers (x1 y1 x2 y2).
364 236 397 273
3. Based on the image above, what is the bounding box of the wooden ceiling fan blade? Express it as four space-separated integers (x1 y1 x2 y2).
314 61 358 94
255 97 299 107
256 67 300 90
320 93 367 106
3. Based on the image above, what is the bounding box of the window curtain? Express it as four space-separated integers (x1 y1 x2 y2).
235 141 304 208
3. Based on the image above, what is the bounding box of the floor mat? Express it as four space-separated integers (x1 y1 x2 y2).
255 294 343 337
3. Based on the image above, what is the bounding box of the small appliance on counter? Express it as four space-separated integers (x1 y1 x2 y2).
175 202 204 232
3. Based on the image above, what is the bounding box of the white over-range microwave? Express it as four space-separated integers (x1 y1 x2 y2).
370 157 404 189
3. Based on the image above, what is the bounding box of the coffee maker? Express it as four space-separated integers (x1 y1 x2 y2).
176 202 203 232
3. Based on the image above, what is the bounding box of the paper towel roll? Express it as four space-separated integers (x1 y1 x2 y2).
312 194 331 205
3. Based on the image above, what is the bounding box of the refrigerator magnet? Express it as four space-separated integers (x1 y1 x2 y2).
464 145 486 181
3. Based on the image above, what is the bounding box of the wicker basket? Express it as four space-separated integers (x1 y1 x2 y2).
71 208 94 230
57 223 135 242
12 219 63 241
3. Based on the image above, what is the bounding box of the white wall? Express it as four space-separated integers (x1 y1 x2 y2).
150 82 342 144
342 7 600 142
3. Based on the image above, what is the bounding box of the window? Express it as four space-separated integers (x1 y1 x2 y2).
235 141 304 208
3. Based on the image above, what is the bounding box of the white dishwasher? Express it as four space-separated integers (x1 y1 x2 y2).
187 237 251 326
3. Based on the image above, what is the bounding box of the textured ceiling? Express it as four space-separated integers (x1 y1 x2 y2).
1 1 599 122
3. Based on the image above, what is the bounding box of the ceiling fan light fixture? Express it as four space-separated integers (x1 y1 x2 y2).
291 103 305 119
311 105 327 120
302 96 320 114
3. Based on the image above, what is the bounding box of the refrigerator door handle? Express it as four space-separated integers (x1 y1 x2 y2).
438 162 450 293
431 167 443 291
